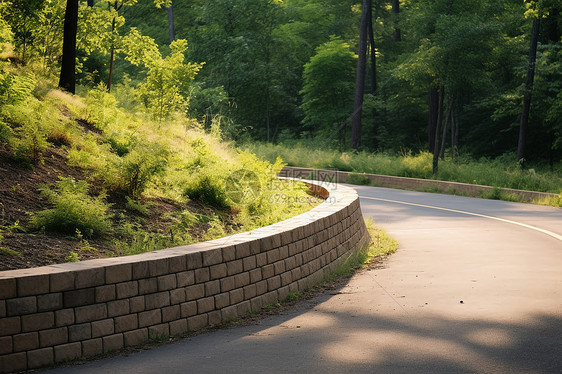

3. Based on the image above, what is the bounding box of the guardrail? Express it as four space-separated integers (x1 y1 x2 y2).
0 179 370 373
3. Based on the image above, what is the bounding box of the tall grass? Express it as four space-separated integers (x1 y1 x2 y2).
243 140 562 194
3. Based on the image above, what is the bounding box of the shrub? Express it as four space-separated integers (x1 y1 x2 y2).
347 172 371 185
0 120 12 143
184 172 230 209
2 99 64 165
13 118 50 165
29 177 112 237
101 140 169 198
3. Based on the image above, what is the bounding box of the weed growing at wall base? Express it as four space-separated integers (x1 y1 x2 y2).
328 218 398 280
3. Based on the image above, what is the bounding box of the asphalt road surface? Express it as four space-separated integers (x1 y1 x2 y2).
47 186 562 374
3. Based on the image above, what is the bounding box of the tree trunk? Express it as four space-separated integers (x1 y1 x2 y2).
451 108 458 159
392 0 401 42
166 6 175 43
432 86 444 175
428 87 439 153
351 0 371 150
517 17 540 165
107 43 115 92
439 95 453 159
106 15 117 92
368 2 376 95
59 0 78 94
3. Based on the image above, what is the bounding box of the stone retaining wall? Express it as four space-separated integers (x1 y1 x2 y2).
0 180 369 373
280 166 558 202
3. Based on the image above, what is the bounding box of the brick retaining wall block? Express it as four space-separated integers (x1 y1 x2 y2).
0 179 370 373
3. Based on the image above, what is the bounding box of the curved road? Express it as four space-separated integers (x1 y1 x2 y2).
49 186 562 373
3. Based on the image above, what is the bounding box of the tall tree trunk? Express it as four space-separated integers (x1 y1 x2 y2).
392 0 401 41
432 86 444 175
59 0 78 94
166 6 175 43
439 95 453 159
451 108 458 159
368 2 376 95
106 15 116 92
517 17 540 165
428 87 439 153
352 0 371 150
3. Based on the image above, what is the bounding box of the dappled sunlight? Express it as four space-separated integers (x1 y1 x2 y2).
465 328 515 349
243 305 562 373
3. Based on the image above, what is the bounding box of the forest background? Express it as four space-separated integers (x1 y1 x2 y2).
1 0 562 177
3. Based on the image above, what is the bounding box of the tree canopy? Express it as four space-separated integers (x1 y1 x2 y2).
1 0 560 166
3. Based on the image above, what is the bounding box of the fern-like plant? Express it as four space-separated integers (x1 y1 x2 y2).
29 177 112 237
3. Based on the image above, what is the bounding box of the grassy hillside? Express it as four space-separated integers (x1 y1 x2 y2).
0 65 320 270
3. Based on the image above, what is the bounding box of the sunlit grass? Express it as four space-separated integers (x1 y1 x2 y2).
243 140 562 194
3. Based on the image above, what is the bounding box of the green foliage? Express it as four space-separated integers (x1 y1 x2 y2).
0 8 13 50
535 193 562 208
347 173 371 185
0 70 36 106
184 172 229 209
112 222 192 256
481 187 521 202
245 140 562 194
29 177 112 237
65 251 80 262
0 247 23 257
328 218 398 280
82 84 120 130
8 220 25 233
122 31 203 122
283 291 302 303
114 141 169 198
125 196 151 216
0 120 12 143
300 37 356 136
2 98 55 166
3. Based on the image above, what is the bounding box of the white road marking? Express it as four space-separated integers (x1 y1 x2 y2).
360 195 562 242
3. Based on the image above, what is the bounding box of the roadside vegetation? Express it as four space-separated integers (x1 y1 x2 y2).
244 140 562 206
0 64 319 270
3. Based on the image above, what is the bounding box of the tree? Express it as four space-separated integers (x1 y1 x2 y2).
59 0 79 94
165 5 174 43
516 17 539 165
106 0 137 92
122 30 203 122
1 0 44 63
352 0 371 150
392 0 401 41
301 38 356 144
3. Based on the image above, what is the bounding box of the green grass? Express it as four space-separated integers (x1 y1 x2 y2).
243 140 562 194
534 193 562 208
329 218 398 279
0 247 22 257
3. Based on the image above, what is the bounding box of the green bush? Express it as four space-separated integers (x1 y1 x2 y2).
13 119 50 165
101 140 169 198
29 177 112 237
2 99 66 165
0 120 12 143
184 172 230 209
347 173 371 185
